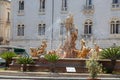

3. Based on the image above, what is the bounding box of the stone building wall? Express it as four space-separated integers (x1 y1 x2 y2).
11 0 120 53
0 0 10 44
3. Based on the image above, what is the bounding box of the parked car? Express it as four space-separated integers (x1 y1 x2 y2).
0 45 29 66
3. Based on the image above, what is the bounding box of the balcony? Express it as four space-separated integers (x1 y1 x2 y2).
83 5 94 14
110 34 120 39
18 10 24 16
111 3 120 10
61 7 68 14
81 34 92 39
39 9 45 15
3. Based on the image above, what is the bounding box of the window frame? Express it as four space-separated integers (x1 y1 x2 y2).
110 20 120 34
38 23 46 36
61 0 68 11
84 20 93 35
19 0 24 10
17 24 24 36
39 0 45 12
60 23 66 35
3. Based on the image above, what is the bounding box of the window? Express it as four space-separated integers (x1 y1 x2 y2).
61 0 67 11
110 20 120 34
86 0 92 6
112 0 120 9
19 0 24 10
7 12 10 22
84 20 92 34
60 23 66 35
85 0 93 9
18 0 24 15
38 24 45 35
17 24 24 36
113 0 118 4
39 0 45 12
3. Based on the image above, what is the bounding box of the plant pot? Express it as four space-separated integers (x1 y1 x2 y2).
21 64 27 72
104 60 116 73
6 59 12 68
49 62 56 73
27 64 34 71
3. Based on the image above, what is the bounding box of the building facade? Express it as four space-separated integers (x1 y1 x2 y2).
0 0 10 45
11 0 120 53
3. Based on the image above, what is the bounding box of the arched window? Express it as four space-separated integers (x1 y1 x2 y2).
38 23 46 35
19 0 24 10
17 24 24 36
84 20 92 34
110 20 120 34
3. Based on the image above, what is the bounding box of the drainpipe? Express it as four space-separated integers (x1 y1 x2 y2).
51 0 54 49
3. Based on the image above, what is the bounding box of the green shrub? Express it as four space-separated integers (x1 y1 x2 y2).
17 57 34 64
44 53 59 62
86 51 103 79
0 51 16 67
44 53 59 72
100 47 120 73
100 47 120 60
0 51 16 60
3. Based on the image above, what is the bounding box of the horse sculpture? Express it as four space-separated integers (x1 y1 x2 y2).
87 43 102 59
30 48 38 57
75 39 91 58
30 40 47 57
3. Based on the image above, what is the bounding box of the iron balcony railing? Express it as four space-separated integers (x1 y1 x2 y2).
84 5 94 10
81 34 92 38
61 7 68 11
39 8 45 12
112 3 120 8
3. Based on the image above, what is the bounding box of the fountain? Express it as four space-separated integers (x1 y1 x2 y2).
30 14 102 59
57 14 92 58
10 15 112 73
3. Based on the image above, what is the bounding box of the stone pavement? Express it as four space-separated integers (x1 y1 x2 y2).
0 71 120 80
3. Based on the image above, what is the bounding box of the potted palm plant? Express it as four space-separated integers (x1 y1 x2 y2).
100 47 120 73
86 52 102 80
44 52 59 72
0 51 16 68
17 57 34 71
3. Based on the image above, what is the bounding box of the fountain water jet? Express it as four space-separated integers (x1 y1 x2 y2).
57 14 78 58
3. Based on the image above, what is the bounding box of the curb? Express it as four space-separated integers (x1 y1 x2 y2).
0 71 120 80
